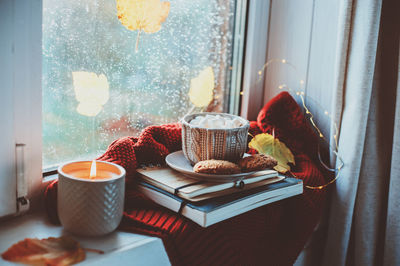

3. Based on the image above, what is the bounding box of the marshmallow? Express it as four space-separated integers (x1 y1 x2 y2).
232 118 243 127
198 118 209 128
209 118 224 128
190 114 243 129
225 120 234 128
190 118 200 126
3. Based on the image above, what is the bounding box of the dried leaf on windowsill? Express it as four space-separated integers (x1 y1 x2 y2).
248 133 295 173
1 236 89 266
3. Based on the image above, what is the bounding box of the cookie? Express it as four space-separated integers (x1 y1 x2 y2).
238 154 278 172
193 160 241 174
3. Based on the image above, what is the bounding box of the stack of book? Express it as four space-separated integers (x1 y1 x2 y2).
136 166 303 227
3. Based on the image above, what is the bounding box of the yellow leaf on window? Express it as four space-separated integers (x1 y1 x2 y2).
72 72 110 117
189 67 215 108
117 0 170 51
248 133 295 173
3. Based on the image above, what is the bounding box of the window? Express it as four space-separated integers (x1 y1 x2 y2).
1 0 254 217
42 0 241 169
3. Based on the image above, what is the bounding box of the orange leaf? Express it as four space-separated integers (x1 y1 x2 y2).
1 236 86 266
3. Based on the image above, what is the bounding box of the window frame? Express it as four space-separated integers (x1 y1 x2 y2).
229 0 247 115
239 0 271 121
0 0 17 217
15 0 43 202
0 0 44 215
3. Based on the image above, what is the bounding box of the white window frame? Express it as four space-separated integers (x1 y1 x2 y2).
229 0 247 115
15 0 43 202
240 0 271 121
0 0 43 218
0 0 17 217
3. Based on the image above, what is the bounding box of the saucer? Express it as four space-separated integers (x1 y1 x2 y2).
165 150 256 183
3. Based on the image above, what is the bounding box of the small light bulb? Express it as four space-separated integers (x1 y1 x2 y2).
282 59 286 63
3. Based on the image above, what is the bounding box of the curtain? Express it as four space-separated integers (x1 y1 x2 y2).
323 0 400 265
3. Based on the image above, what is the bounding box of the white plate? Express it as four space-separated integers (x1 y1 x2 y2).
165 150 256 183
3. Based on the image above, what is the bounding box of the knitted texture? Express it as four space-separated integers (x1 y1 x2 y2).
44 92 327 266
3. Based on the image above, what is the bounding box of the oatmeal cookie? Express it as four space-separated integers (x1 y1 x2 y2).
238 154 278 172
193 160 241 174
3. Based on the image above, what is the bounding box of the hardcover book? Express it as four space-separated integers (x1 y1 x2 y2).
136 167 303 227
136 166 281 201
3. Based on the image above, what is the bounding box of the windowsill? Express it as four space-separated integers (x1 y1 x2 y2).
0 212 170 265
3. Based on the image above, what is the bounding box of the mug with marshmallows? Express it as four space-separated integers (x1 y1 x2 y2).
181 112 250 165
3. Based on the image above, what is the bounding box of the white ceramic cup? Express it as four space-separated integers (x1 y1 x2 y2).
57 161 126 236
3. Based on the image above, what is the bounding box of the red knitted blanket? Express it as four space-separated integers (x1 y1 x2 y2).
45 92 327 266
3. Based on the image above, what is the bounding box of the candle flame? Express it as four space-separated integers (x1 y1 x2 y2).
89 160 97 179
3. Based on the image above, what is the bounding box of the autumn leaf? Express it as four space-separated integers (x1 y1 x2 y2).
117 0 170 52
189 67 215 108
249 133 295 173
1 236 85 266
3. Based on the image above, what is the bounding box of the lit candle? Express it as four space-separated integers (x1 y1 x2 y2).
57 160 126 236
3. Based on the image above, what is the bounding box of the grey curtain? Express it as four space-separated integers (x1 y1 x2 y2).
323 0 400 265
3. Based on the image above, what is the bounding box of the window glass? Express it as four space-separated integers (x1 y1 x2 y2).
42 0 236 169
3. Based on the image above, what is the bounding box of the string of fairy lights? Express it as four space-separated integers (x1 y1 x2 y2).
256 58 344 190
